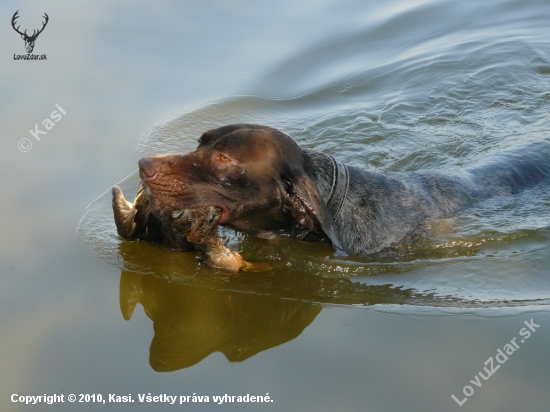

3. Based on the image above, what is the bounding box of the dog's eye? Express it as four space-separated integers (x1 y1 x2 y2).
216 154 232 163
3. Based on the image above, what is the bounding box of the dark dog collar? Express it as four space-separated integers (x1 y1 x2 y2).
326 155 349 221
298 155 349 243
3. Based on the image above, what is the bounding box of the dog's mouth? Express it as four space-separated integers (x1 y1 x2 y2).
148 193 229 224
142 183 230 226
206 204 229 223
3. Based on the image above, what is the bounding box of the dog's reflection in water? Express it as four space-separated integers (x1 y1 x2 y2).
120 270 321 372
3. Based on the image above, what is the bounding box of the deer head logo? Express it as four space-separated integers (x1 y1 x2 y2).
11 11 49 54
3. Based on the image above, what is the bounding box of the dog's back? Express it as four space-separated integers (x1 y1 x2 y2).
466 140 550 198
336 140 550 255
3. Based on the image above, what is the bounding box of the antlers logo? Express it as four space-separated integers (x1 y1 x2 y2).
11 11 49 54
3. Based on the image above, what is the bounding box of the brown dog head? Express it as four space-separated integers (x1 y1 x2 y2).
138 124 345 254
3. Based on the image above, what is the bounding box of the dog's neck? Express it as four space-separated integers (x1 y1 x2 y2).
302 149 349 222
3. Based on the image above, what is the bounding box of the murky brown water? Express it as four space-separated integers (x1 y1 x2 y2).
3 0 550 411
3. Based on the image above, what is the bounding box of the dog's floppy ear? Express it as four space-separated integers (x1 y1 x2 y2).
280 172 347 256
